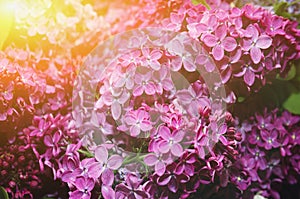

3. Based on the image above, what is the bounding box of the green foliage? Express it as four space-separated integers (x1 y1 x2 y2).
0 186 9 199
191 0 211 9
283 92 300 114
277 64 297 81
273 0 300 24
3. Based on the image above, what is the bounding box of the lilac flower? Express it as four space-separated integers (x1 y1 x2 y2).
144 152 170 176
140 48 162 70
69 177 94 199
187 15 218 39
247 146 267 170
133 72 156 96
156 163 190 193
161 12 185 32
48 91 67 111
157 126 184 156
152 65 174 94
241 24 273 64
1 82 14 101
29 117 51 137
243 4 264 20
263 14 286 36
116 174 149 199
176 80 210 108
166 37 197 72
230 169 250 191
234 59 263 86
218 49 242 83
202 24 237 60
90 111 114 135
95 146 123 170
119 108 152 137
119 50 141 68
247 127 265 147
196 51 217 74
175 152 197 176
101 89 130 120
43 131 61 157
260 129 280 150
113 65 136 90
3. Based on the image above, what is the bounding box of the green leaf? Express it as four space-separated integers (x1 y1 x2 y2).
191 0 211 10
277 64 296 81
283 92 300 114
0 186 9 199
274 1 288 13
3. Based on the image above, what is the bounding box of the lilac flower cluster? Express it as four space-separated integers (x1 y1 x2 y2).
12 0 111 56
120 0 300 100
0 133 42 199
0 0 299 198
69 27 244 198
0 47 78 140
0 45 81 197
209 109 300 199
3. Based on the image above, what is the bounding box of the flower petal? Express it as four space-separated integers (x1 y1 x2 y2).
244 68 255 86
222 37 237 52
107 155 123 170
101 185 115 199
155 161 166 176
95 146 108 164
171 143 183 157
111 101 121 120
212 44 224 61
256 35 272 49
250 46 262 64
203 34 218 47
144 154 158 166
101 169 114 186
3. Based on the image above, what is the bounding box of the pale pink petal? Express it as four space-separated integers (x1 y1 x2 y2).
158 126 171 140
125 114 137 125
101 185 115 199
144 154 158 166
170 56 182 71
133 85 144 96
203 34 218 47
215 24 227 40
173 130 185 142
212 44 224 61
222 37 237 52
155 161 166 176
95 146 108 164
171 143 183 157
140 121 152 131
111 101 121 120
158 141 171 153
176 90 192 104
150 60 161 70
145 82 156 95
256 35 272 49
150 50 162 60
102 93 114 105
183 58 196 72
101 169 114 186
250 46 262 64
244 68 255 86
107 155 123 170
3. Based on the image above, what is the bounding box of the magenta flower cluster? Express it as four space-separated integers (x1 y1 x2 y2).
216 109 300 199
122 0 300 100
0 0 300 199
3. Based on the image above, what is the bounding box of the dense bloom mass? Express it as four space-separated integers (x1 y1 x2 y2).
0 0 300 198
